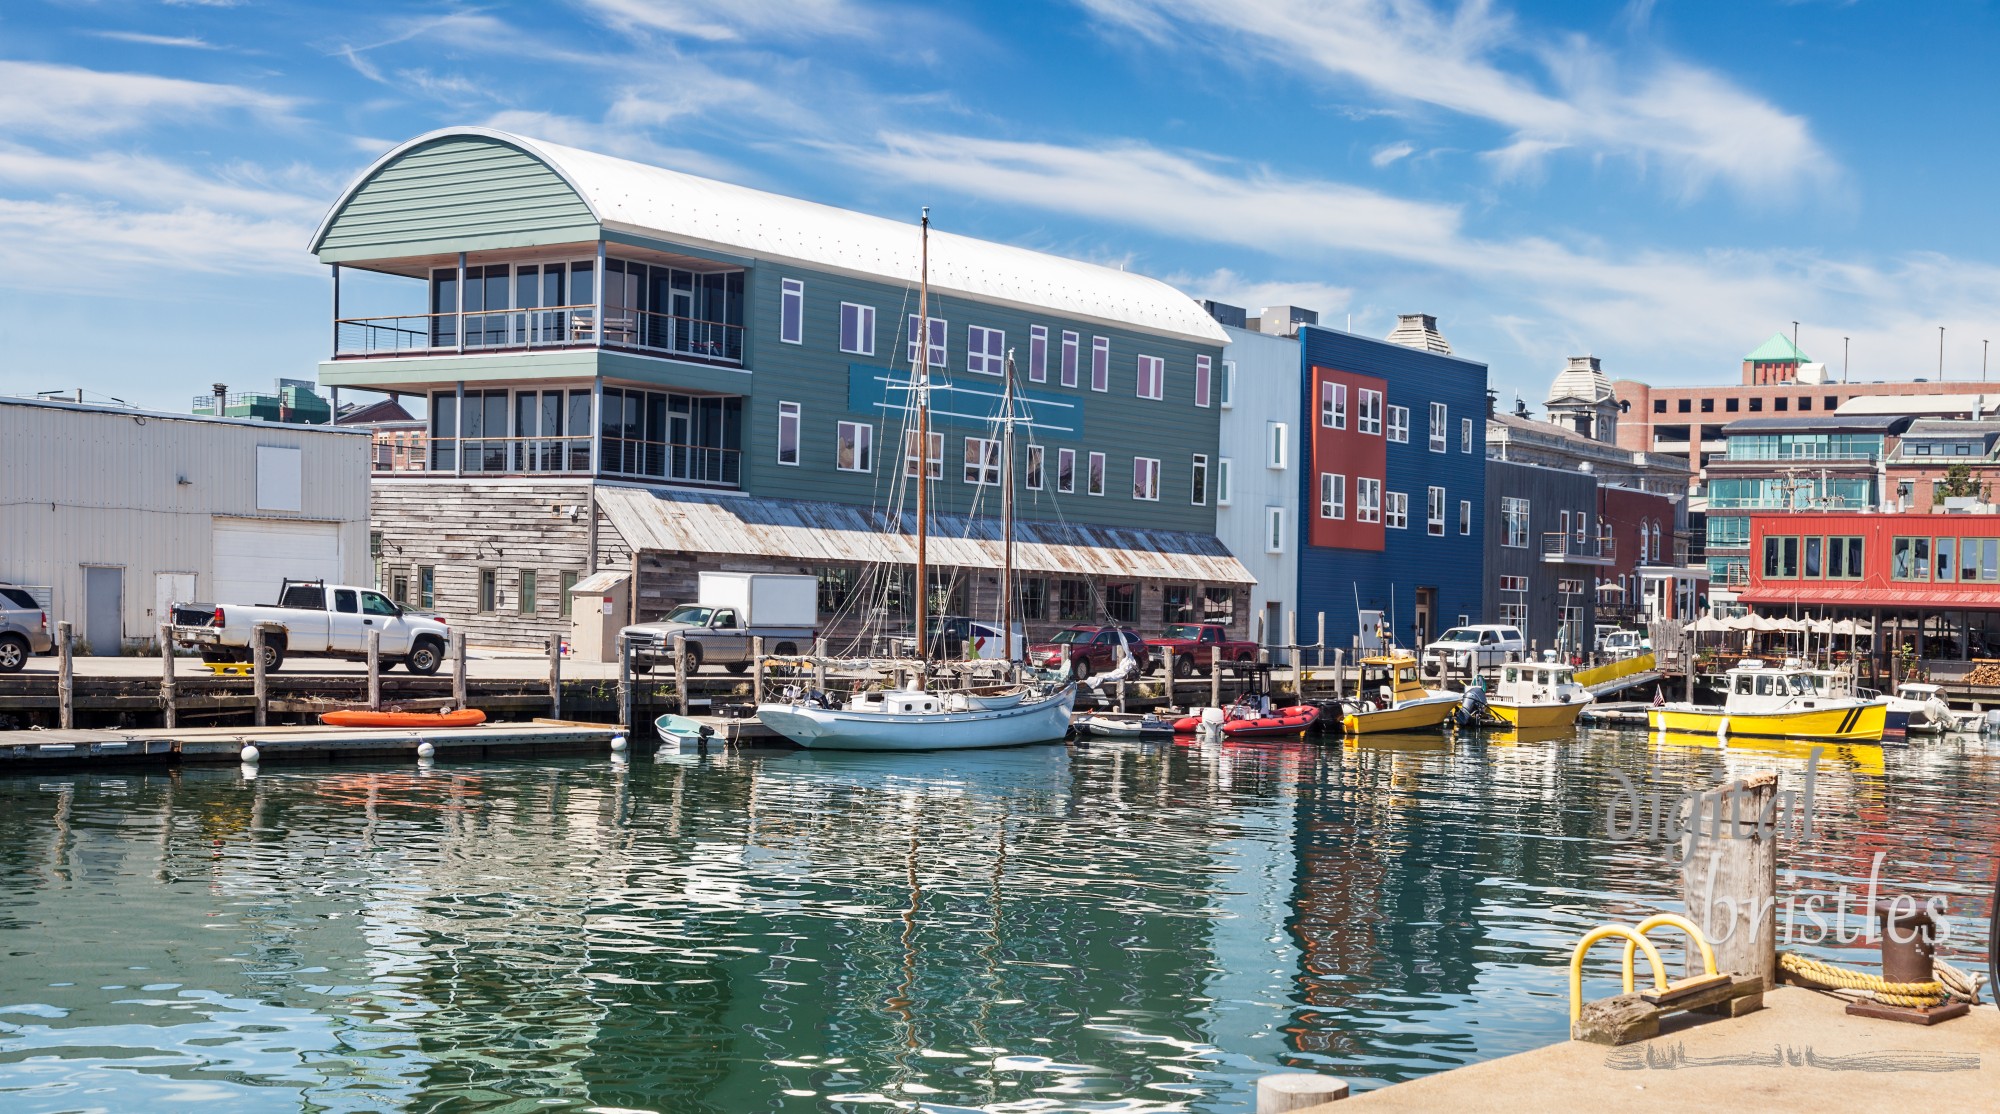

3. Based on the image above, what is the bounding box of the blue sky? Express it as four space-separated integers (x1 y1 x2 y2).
5 0 2000 412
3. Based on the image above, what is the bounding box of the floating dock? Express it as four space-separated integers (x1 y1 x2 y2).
1321 985 1995 1111
0 720 620 766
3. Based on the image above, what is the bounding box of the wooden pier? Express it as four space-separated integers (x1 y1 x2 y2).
0 720 620 767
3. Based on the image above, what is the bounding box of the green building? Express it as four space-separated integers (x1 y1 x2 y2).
192 379 334 424
313 128 1250 648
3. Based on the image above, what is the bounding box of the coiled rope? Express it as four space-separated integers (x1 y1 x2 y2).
1778 952 1950 1008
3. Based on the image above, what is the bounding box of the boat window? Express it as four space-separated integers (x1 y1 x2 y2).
1789 675 1813 695
1754 675 1777 696
1734 675 1754 695
1503 667 1518 683
1398 667 1416 684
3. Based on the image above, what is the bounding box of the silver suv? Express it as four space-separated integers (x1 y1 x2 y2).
0 583 54 673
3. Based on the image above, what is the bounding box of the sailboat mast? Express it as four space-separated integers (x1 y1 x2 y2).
1001 351 1016 662
915 209 930 679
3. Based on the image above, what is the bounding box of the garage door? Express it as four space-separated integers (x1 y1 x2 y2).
211 518 343 605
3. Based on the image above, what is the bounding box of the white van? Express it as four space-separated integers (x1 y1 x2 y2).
1422 625 1525 674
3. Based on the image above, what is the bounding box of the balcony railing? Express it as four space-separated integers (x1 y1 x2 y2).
334 306 744 365
1542 532 1616 565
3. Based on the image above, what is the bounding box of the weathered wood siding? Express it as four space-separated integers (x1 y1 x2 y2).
371 478 596 647
1483 459 1599 652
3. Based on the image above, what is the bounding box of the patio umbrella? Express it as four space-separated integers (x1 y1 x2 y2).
1725 614 1757 631
1832 618 1857 636
1689 614 1729 633
1597 582 1626 595
1773 616 1807 633
1809 616 1835 635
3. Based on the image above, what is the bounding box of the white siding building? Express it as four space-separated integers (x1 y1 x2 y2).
1215 326 1300 649
0 398 370 653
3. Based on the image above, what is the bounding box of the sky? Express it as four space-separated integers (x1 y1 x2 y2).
5 0 2000 413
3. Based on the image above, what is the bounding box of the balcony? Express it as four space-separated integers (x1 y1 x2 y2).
1542 532 1616 565
333 306 744 366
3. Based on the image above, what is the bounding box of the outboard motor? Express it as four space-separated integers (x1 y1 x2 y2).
1986 709 2000 735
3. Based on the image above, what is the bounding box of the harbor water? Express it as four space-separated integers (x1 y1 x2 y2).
2 730 1995 1112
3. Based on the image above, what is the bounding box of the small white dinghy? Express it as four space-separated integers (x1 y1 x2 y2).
1072 712 1175 738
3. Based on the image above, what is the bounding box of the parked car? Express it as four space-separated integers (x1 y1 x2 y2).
896 615 1025 660
1026 626 1143 675
1421 624 1525 674
168 579 451 673
621 571 818 675
1143 622 1260 676
0 582 53 673
1600 629 1649 659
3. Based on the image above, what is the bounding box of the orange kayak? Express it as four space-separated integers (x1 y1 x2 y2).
320 709 488 728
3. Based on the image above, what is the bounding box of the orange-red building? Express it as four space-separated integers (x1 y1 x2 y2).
1738 510 2000 659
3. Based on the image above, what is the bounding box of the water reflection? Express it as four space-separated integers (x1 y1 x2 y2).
0 730 1994 1111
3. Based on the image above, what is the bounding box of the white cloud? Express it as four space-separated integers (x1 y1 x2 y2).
1371 141 1416 168
831 128 2000 380
1077 0 1834 201
0 60 295 138
89 31 222 50
0 197 316 288
481 110 747 180
573 0 874 42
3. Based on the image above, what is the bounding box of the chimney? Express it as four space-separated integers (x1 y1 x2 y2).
211 383 227 417
1385 313 1452 354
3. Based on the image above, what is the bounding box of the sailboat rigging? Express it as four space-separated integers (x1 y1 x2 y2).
753 209 1077 751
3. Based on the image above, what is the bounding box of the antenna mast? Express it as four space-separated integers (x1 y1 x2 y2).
915 208 931 683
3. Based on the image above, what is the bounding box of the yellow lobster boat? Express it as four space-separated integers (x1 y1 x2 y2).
1647 660 1886 744
1484 661 1592 731
1342 654 1460 735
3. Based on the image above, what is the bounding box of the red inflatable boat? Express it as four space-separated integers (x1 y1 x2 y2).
1169 703 1321 736
1220 705 1319 737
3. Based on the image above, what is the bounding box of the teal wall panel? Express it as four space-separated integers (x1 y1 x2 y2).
317 137 598 262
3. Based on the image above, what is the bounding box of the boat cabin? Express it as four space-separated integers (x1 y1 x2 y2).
1805 668 1863 701
1494 663 1586 705
1357 655 1430 708
1721 660 1831 713
1896 682 1945 702
845 690 945 715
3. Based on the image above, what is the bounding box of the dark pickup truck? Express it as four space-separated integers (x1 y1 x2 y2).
1143 623 1260 677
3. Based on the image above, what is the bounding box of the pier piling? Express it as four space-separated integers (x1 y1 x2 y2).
752 636 765 706
673 631 689 715
1256 1072 1348 1110
450 629 468 710
1210 647 1222 709
157 623 176 729
547 637 562 719
252 622 272 727
57 621 73 729
1681 773 1778 991
366 630 381 711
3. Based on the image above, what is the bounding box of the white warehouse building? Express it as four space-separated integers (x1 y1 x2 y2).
0 397 371 654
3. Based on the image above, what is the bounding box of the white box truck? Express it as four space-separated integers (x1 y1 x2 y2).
620 571 818 674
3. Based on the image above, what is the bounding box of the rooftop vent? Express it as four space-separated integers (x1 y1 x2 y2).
1384 313 1452 354
1257 305 1318 338
1201 300 1247 329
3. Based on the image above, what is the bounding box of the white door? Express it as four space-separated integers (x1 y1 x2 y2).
328 586 368 652
154 572 196 631
359 588 414 653
212 518 341 605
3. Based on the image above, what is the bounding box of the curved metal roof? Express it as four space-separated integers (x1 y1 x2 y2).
315 127 1226 343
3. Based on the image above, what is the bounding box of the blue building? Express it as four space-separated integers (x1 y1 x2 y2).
1293 323 1489 653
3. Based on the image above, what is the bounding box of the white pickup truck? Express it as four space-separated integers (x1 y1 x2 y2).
169 580 451 674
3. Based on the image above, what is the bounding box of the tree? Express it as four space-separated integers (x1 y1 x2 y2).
1932 462 1990 505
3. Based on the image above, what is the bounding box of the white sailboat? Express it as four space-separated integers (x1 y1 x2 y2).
756 210 1077 751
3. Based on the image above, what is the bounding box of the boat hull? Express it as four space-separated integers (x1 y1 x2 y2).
756 687 1077 750
1488 699 1587 732
1073 713 1173 737
1342 696 1457 736
1646 701 1887 744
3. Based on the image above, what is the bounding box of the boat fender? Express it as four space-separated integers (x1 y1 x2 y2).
239 744 259 764
1716 716 1729 746
417 741 436 759
610 733 628 752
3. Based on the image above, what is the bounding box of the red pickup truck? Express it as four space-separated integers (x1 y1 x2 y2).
1144 623 1260 676
1026 625 1144 674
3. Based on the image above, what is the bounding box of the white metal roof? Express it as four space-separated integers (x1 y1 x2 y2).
322 127 1226 344
596 487 1255 583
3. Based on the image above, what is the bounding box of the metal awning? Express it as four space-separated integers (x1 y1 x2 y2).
1736 586 2000 610
597 487 1256 584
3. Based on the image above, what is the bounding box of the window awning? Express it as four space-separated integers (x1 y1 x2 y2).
1737 586 2000 610
597 486 1257 584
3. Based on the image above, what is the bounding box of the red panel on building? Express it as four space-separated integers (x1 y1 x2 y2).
1308 365 1386 552
1742 511 2000 612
